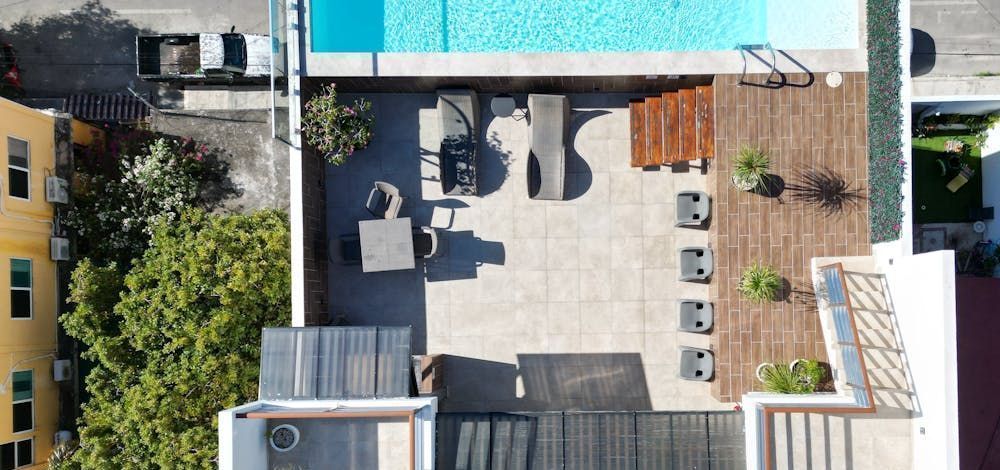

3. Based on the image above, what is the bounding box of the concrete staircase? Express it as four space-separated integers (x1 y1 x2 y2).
629 86 715 167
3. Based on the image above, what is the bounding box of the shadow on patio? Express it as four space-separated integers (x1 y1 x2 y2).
441 353 653 412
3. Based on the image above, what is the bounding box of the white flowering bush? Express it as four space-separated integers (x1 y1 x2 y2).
67 136 214 265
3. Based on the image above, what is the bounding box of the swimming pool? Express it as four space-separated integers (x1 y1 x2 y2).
310 0 858 53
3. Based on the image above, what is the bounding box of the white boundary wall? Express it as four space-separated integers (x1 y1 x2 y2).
219 397 439 470
882 251 959 470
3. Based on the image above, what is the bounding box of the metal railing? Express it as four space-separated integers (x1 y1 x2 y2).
736 43 779 87
753 263 876 470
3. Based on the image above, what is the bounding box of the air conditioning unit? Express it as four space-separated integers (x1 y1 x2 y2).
50 237 70 261
45 176 68 204
53 359 72 382
54 430 73 446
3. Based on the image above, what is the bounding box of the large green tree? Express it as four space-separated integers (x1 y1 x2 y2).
61 209 291 469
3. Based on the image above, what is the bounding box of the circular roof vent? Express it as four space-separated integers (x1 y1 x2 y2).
269 424 300 453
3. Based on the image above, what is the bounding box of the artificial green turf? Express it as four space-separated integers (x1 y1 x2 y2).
911 133 983 223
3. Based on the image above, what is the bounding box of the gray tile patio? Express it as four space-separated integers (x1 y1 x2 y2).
327 92 730 412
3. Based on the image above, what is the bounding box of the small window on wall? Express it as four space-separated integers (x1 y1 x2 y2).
0 438 32 469
9 259 31 319
11 370 32 433
6 137 29 200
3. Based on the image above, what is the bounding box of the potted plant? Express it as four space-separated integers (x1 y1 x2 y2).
731 145 770 191
738 262 782 303
301 83 374 165
757 360 827 394
757 363 808 394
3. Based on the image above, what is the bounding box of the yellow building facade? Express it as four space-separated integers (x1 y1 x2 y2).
0 97 95 469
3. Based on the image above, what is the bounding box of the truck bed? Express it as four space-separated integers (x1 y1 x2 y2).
159 41 200 75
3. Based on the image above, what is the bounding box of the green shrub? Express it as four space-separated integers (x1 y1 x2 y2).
301 83 374 165
867 0 905 243
62 209 291 470
759 361 826 394
731 146 771 191
759 363 809 394
67 134 226 266
738 262 782 303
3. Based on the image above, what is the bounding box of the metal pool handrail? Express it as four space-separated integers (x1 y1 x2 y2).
736 42 778 87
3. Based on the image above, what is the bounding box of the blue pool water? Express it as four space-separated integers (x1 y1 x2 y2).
311 0 858 53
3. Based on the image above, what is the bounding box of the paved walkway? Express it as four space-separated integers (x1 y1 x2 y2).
708 73 872 402
326 92 728 412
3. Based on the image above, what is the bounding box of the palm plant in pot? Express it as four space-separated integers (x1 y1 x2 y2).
731 146 771 192
738 262 782 303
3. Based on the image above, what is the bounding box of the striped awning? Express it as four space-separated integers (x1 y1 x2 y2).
259 326 412 400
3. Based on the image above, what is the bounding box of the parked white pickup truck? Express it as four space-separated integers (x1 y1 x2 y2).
136 33 271 83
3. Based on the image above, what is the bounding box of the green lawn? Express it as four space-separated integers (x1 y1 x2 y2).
911 133 983 223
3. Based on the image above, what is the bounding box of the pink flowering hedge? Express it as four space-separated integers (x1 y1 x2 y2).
867 0 905 243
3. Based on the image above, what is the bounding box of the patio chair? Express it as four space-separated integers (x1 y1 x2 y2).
675 191 711 227
678 247 713 281
328 233 362 266
526 94 568 200
412 226 438 259
946 164 975 193
678 347 714 381
437 89 480 196
366 181 404 219
678 299 713 333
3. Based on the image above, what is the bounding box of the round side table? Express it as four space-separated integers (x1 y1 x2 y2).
491 94 516 118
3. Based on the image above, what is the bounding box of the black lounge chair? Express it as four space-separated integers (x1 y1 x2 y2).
437 89 480 196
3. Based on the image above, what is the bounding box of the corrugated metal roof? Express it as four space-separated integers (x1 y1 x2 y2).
259 326 412 400
437 411 745 470
63 93 150 122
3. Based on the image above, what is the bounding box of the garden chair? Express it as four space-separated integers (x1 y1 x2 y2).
678 247 714 281
678 300 713 333
675 191 711 226
679 347 714 381
412 226 438 259
366 181 404 219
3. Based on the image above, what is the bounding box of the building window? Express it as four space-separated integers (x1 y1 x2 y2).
6 137 29 200
0 438 32 469
11 370 32 433
9 259 31 319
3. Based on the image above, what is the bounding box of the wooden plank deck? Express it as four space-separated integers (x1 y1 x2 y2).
709 73 871 402
629 100 648 167
662 92 680 163
646 96 664 165
678 89 696 161
696 85 715 159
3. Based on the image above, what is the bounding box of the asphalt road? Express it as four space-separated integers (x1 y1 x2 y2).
911 0 1000 77
0 0 271 96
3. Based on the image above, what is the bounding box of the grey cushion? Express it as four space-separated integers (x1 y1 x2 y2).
678 247 714 281
676 191 711 226
678 299 713 333
679 347 714 381
527 94 568 200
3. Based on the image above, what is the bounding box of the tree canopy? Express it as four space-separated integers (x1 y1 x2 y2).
61 209 291 469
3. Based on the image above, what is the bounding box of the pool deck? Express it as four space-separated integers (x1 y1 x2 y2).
298 0 868 78
708 72 872 402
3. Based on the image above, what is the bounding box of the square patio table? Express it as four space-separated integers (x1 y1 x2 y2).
359 217 415 273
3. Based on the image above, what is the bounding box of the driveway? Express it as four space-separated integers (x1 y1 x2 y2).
0 0 269 97
911 0 1000 77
